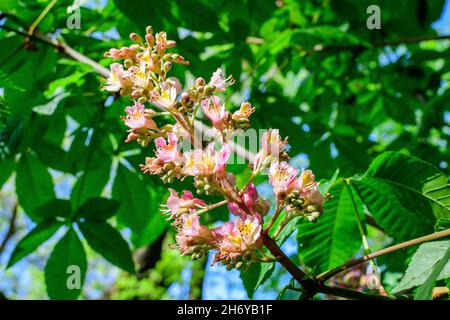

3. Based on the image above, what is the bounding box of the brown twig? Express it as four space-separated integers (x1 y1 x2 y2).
0 203 18 255
317 228 450 282
262 232 317 292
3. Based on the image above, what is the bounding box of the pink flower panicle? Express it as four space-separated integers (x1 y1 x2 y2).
106 27 326 271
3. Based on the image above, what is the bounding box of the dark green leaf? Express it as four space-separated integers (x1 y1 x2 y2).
16 152 55 221
35 199 72 219
45 228 87 300
240 262 275 299
7 219 62 268
297 181 362 273
78 221 135 273
75 197 120 221
353 152 449 241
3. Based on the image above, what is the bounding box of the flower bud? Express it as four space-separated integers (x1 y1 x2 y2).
129 44 140 51
138 96 147 104
145 34 155 47
130 33 141 43
204 85 215 95
163 61 172 72
181 92 190 105
124 59 133 68
146 25 153 35
307 205 319 213
195 77 206 87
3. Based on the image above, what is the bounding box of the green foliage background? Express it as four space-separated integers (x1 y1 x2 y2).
0 0 448 300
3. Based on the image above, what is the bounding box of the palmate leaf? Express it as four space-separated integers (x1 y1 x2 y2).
78 221 135 273
45 228 87 300
393 240 450 295
240 262 275 299
7 219 63 269
297 181 363 274
352 152 449 241
16 152 56 221
112 164 168 247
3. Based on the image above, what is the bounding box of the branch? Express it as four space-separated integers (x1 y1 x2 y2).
246 34 450 53
317 228 450 282
0 202 18 255
262 232 316 292
315 284 396 300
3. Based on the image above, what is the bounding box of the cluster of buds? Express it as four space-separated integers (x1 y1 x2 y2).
104 27 325 270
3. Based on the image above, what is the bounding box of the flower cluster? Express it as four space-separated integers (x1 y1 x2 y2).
104 27 325 270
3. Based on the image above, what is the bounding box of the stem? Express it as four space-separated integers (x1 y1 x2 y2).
262 232 316 292
196 200 228 214
345 180 371 253
315 284 396 300
73 103 106 210
0 203 18 255
190 102 201 125
241 171 258 193
264 205 283 232
27 0 58 36
317 228 450 282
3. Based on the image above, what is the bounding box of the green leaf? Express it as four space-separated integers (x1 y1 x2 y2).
297 181 362 274
0 157 15 188
240 262 275 299
7 219 62 268
70 161 112 209
32 88 70 116
112 164 167 247
75 197 120 221
35 199 72 219
78 221 135 273
435 219 450 232
414 244 450 300
318 168 340 194
352 152 449 241
45 228 87 300
0 69 25 91
16 152 55 221
393 240 450 294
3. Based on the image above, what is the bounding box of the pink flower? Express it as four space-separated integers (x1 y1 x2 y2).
125 132 139 143
227 202 246 216
177 214 214 244
298 169 316 189
104 47 136 59
227 184 261 216
254 129 287 170
269 161 299 200
104 63 132 92
232 102 255 121
214 144 231 178
242 184 258 208
123 102 157 130
150 81 178 109
214 215 262 261
140 157 164 175
201 96 227 130
209 68 235 92
166 77 182 94
154 132 182 163
302 187 324 206
182 143 231 177
165 188 206 218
